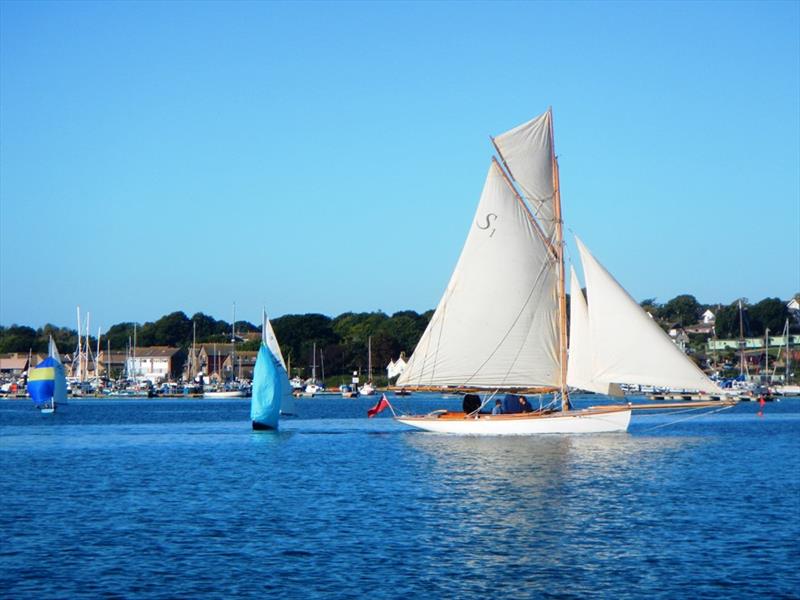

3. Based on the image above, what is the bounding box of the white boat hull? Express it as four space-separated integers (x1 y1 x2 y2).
395 407 631 435
204 390 246 398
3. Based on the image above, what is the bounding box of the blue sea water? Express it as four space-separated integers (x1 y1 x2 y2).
1 394 798 599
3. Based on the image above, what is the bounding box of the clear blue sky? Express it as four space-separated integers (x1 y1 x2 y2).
1 0 798 331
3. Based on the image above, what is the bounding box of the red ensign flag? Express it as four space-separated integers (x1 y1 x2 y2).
367 394 391 418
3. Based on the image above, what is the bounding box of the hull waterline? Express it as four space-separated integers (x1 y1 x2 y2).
252 421 277 431
395 406 631 435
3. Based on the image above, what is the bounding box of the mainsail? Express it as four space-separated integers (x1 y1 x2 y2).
397 159 560 389
569 237 720 393
492 110 557 241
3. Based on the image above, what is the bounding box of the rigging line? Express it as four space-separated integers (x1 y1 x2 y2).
461 255 553 388
429 287 453 386
471 389 501 416
404 287 448 387
639 404 736 433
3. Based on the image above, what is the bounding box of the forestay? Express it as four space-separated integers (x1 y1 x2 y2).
397 160 560 389
572 237 720 393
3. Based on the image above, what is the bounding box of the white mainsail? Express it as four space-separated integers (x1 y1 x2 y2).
492 110 557 241
572 237 720 393
264 316 286 369
263 312 295 415
397 159 560 389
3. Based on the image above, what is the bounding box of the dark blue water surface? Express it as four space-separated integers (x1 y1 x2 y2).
1 394 798 599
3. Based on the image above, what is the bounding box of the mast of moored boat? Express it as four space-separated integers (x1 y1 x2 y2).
549 107 570 412
231 302 236 383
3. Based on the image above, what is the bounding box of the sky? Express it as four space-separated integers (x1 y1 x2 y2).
1 0 798 331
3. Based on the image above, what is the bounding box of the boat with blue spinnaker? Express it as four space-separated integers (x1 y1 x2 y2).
28 336 68 414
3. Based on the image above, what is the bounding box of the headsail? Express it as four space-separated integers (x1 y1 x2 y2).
492 109 557 240
567 267 612 395
572 237 720 393
397 160 560 389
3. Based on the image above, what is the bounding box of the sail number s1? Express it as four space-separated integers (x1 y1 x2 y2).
476 213 498 237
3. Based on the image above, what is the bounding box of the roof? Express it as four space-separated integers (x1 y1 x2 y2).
130 346 182 358
0 357 28 370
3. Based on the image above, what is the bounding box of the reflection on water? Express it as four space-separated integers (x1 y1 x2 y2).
403 432 718 586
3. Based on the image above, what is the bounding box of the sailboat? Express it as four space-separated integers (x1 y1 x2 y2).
303 342 323 396
28 336 68 414
251 311 293 430
394 108 728 435
360 337 376 396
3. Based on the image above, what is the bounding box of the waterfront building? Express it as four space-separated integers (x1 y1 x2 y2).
125 346 184 383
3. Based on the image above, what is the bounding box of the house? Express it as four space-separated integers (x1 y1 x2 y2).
125 346 184 383
701 309 716 324
94 351 129 379
221 350 257 381
0 353 36 378
788 298 800 324
196 344 256 381
668 325 690 353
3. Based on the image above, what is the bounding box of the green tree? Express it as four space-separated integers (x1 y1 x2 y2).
748 298 788 337
714 300 754 339
0 325 39 353
660 294 702 326
105 322 138 350
150 311 192 346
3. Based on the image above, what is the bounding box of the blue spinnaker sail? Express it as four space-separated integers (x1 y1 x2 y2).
28 355 67 409
250 343 286 430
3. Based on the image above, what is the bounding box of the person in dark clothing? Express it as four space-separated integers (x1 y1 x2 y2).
519 396 533 413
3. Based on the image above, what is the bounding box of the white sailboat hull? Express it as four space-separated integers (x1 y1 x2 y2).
204 390 246 398
395 407 631 435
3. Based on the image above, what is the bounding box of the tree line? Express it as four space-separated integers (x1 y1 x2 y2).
638 294 796 338
1 294 796 379
0 310 433 382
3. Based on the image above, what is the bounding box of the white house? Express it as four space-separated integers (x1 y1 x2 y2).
386 354 408 379
702 309 716 324
127 346 182 383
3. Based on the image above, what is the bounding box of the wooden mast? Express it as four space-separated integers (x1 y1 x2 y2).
549 107 570 412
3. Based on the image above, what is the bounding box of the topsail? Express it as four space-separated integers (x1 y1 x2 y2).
492 111 557 241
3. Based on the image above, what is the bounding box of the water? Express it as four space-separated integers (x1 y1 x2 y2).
1 395 798 599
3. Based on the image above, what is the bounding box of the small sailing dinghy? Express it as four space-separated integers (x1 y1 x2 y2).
394 108 727 435
28 336 67 414
251 311 293 430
